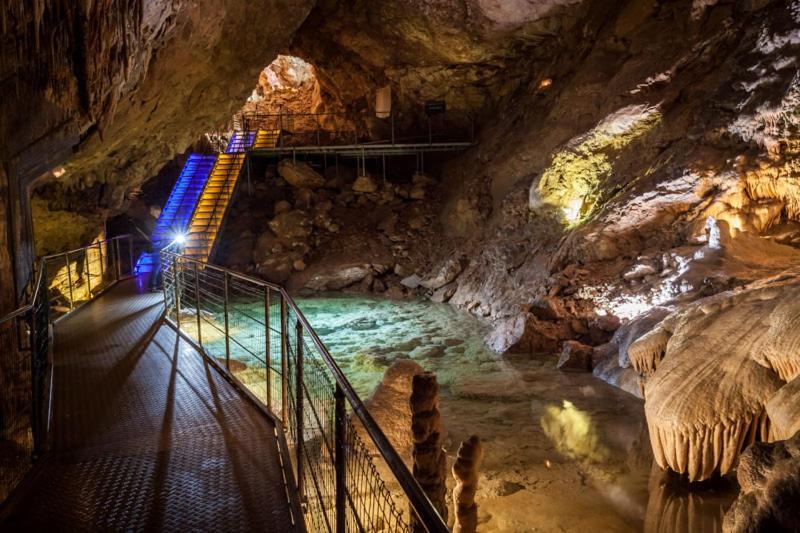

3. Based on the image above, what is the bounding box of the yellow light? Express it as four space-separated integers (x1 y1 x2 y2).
562 197 583 223
538 78 552 90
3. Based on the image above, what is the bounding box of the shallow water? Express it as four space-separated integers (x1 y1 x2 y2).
293 294 738 533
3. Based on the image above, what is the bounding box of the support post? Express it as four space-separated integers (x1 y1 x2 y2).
295 319 305 501
264 286 272 412
194 262 203 348
280 294 288 427
96 242 104 282
65 252 74 310
161 253 169 312
128 236 134 277
335 384 346 533
84 250 92 295
115 238 122 281
172 255 181 330
223 271 231 371
391 112 395 145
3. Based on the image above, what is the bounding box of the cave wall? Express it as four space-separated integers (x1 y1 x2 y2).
0 0 315 312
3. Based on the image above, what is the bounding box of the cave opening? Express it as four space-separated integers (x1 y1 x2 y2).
3 1 800 531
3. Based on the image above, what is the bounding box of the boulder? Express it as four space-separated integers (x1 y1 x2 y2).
557 340 593 372
274 199 292 214
400 274 422 289
252 231 284 264
268 210 312 241
304 264 372 291
527 295 564 321
277 159 325 189
485 313 573 354
353 175 378 193
430 283 457 303
256 253 294 283
723 432 800 532
420 256 464 290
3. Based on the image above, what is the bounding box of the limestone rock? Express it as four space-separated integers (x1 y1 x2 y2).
420 256 464 290
557 340 593 372
452 435 483 533
277 159 325 189
765 375 800 442
268 210 312 241
353 175 378 193
304 264 372 291
723 432 800 533
256 253 294 283
527 295 565 321
485 313 573 354
274 200 292 215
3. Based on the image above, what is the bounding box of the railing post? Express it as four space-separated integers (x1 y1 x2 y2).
115 237 122 281
128 235 134 276
264 286 271 412
223 271 231 371
84 249 92 296
335 384 346 533
391 112 395 145
161 253 169 310
96 242 104 283
65 252 74 310
280 293 288 427
172 255 181 330
194 262 202 348
295 319 305 501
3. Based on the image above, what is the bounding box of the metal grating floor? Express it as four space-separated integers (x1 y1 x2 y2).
1 279 297 531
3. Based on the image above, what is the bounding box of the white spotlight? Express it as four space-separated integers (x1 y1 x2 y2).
173 233 186 245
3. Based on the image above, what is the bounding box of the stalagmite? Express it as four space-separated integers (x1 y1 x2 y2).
452 435 483 533
410 371 448 530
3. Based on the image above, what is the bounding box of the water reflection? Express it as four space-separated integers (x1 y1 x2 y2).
644 466 735 533
540 399 610 463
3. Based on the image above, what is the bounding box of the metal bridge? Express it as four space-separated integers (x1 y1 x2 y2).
0 236 448 532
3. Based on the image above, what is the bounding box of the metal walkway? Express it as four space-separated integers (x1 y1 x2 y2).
0 278 298 531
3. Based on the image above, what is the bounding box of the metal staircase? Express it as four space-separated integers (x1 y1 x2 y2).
252 129 281 149
135 154 216 274
183 130 279 263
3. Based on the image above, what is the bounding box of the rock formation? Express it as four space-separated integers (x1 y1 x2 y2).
452 435 483 533
723 431 800 533
635 271 800 481
410 371 448 529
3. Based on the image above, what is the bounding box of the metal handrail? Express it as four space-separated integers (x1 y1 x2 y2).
160 248 448 533
284 296 449 532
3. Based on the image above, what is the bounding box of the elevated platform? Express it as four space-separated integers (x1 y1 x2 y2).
249 140 474 158
0 279 299 531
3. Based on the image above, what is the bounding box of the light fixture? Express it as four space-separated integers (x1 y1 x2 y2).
173 233 186 245
52 166 66 178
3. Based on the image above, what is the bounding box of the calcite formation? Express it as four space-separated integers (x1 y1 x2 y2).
452 435 483 533
632 273 800 481
723 431 800 532
410 371 448 530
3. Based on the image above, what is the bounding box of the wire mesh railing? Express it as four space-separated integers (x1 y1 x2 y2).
160 248 448 533
41 235 136 320
0 234 134 502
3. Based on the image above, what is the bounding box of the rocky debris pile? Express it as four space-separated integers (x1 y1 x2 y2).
723 431 800 532
484 291 618 357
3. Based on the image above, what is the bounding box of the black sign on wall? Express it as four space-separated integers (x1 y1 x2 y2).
425 100 446 116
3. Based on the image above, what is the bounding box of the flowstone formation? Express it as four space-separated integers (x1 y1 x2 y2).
628 271 800 481
410 371 448 530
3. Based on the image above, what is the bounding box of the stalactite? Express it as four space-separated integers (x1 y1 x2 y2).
628 325 670 376
410 371 448 531
452 435 483 533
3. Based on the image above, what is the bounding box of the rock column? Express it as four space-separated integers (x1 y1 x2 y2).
410 371 447 530
452 435 483 533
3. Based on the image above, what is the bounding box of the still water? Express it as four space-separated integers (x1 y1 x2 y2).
293 294 737 533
